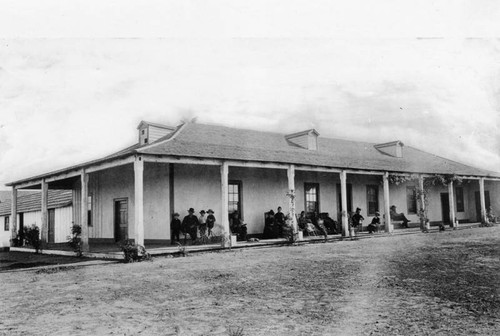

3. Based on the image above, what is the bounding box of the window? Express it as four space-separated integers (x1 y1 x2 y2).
406 187 417 214
455 187 464 212
366 185 379 216
4 216 9 231
228 181 242 217
87 195 92 226
304 183 320 214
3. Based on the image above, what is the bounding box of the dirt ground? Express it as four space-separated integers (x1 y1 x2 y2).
1 226 499 336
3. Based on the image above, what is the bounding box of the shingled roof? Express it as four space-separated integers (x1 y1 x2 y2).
136 122 500 177
0 190 72 216
6 121 500 186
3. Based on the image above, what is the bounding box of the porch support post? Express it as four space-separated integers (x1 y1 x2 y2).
41 179 48 244
418 175 425 213
11 187 17 240
134 156 145 246
220 162 230 239
479 178 486 223
287 164 298 233
340 170 348 237
383 172 392 233
80 170 90 252
448 181 456 227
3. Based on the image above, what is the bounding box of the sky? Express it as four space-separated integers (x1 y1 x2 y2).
0 0 499 189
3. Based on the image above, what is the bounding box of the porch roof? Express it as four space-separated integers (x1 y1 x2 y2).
6 121 500 187
0 190 73 216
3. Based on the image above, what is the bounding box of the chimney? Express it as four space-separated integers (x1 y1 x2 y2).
374 140 404 158
137 121 176 145
285 129 319 150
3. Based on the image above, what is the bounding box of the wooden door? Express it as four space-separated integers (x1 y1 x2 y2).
18 213 24 245
475 191 491 222
48 209 55 243
114 199 128 242
441 193 450 224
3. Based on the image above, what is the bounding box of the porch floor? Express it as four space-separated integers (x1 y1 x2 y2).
10 222 483 260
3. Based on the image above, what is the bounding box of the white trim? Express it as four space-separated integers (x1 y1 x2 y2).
86 156 135 173
143 155 222 166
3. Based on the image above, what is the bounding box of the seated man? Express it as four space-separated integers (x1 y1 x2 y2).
320 212 338 234
390 205 410 228
367 211 380 234
351 207 364 233
298 211 309 231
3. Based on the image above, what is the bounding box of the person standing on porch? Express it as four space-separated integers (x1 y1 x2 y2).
182 208 199 243
275 206 286 237
390 205 410 228
170 212 182 245
206 209 216 236
351 207 364 233
198 210 208 237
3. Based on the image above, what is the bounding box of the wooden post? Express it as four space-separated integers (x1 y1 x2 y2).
418 175 426 231
41 179 49 244
383 172 392 233
287 164 298 233
448 181 456 228
340 170 348 237
11 187 17 241
134 157 145 246
220 162 230 243
81 171 90 252
479 178 486 223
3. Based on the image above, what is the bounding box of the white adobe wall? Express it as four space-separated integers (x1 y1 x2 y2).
0 215 10 250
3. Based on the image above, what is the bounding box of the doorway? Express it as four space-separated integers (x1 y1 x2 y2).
18 213 24 245
48 209 55 243
440 193 450 224
474 191 490 222
114 199 128 242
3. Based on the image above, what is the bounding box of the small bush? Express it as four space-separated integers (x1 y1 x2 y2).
24 224 42 253
120 240 151 263
67 223 82 257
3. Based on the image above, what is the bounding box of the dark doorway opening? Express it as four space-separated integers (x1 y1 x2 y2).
48 209 55 243
114 199 128 242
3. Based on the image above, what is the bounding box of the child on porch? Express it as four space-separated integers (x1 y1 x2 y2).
367 211 380 234
198 210 207 237
170 213 181 245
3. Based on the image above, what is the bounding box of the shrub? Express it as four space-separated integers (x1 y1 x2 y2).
120 240 151 263
67 223 82 257
24 224 42 253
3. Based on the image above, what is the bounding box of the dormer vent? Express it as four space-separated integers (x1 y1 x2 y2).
137 121 176 145
285 129 319 150
374 140 404 158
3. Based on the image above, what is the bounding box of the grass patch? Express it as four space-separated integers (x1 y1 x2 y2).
391 241 500 317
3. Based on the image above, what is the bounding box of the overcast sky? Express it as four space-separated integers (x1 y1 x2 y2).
0 0 499 189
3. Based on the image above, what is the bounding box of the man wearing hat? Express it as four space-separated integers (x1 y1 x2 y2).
198 210 208 237
206 209 216 236
170 212 182 244
182 208 199 243
390 205 410 228
367 211 380 234
351 207 365 233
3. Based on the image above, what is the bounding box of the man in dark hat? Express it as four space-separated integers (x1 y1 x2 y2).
171 212 182 244
182 208 199 243
351 207 364 233
206 209 216 236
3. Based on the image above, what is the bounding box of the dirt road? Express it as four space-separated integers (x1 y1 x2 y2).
1 226 499 335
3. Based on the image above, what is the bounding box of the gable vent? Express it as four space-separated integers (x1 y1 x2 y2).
285 129 319 150
374 140 404 158
137 121 176 145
